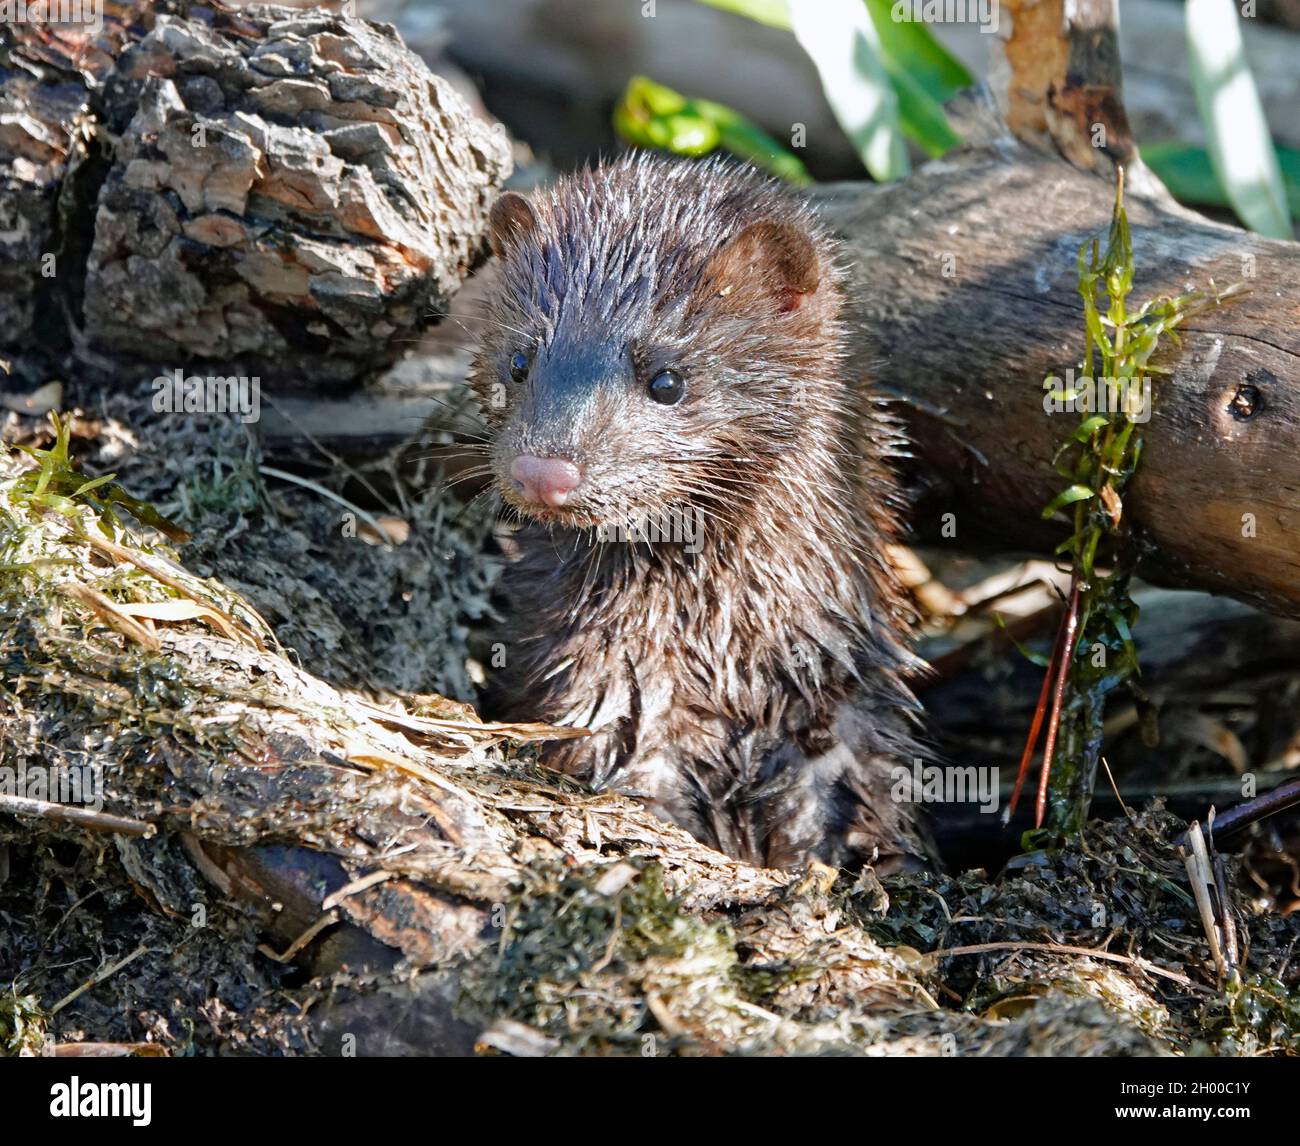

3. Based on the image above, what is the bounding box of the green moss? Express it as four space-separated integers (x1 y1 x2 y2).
1200 974 1300 1056
469 861 742 1054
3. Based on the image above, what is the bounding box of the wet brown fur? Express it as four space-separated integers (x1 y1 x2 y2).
469 153 929 871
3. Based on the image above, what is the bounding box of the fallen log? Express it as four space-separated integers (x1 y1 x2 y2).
812 128 1300 619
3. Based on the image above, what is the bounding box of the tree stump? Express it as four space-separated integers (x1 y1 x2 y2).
0 0 512 387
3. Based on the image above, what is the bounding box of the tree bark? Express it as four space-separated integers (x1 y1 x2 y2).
0 0 511 388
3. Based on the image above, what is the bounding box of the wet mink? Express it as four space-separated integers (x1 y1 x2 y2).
469 152 929 871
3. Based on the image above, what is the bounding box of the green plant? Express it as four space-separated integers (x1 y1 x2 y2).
613 76 810 183
9 413 188 543
1009 171 1244 835
616 0 970 180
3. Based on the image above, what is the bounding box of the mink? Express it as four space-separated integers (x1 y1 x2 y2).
468 152 930 871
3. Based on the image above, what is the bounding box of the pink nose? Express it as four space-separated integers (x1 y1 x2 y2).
509 455 583 507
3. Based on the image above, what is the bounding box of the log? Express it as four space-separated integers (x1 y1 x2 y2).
811 128 1300 619
0 0 511 387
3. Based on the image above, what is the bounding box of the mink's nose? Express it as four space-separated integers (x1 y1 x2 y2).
509 455 583 507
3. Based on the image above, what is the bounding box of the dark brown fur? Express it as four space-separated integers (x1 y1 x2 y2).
469 153 928 871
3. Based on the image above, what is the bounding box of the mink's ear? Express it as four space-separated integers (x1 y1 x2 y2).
488 191 538 259
693 219 822 314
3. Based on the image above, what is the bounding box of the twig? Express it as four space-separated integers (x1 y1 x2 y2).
51 944 149 1014
1006 597 1071 822
259 464 395 550
932 940 1195 987
53 514 269 651
321 870 394 911
59 582 161 651
1182 822 1226 981
1101 755 1134 822
1206 809 1240 982
1208 775 1300 841
52 1042 168 1057
1035 577 1082 828
257 910 339 963
0 793 155 837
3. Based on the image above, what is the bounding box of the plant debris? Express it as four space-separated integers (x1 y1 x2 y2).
0 389 1296 1057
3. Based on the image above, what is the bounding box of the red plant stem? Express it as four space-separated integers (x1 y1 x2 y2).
1006 605 1071 821
1035 578 1083 829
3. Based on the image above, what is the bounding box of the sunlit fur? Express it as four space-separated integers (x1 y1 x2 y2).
469 153 929 870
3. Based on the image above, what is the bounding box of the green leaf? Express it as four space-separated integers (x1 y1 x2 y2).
101 485 191 542
1141 141 1300 219
1186 0 1292 238
1072 415 1110 442
72 472 118 497
863 0 967 156
613 76 810 182
694 95 813 182
695 0 964 160
862 0 971 102
878 58 962 157
789 0 908 181
1106 603 1134 647
1041 484 1095 519
993 612 1052 669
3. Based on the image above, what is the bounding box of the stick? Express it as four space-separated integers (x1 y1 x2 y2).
0 793 155 838
51 944 149 1015
931 940 1196 987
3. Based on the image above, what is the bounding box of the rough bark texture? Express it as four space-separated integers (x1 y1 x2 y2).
0 1 511 386
999 0 1135 171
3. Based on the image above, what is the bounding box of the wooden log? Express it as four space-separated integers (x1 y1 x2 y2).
809 98 1300 620
0 0 511 387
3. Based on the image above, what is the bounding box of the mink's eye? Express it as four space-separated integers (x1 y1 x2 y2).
509 351 530 382
648 369 685 405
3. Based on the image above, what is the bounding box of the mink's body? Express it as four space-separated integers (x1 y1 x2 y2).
470 153 929 871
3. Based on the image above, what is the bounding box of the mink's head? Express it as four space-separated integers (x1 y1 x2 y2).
469 153 847 532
